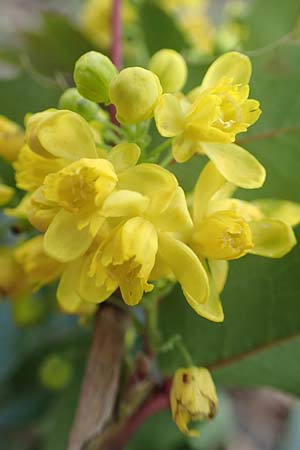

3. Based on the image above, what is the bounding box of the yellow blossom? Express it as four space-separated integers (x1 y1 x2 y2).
170 366 218 436
14 235 64 289
0 115 24 162
56 159 209 313
186 161 296 322
0 248 27 298
155 52 265 189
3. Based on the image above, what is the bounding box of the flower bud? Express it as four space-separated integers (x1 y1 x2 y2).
109 67 162 124
0 116 24 162
39 354 72 391
193 210 253 260
148 49 187 93
74 51 118 103
170 366 218 436
58 88 99 121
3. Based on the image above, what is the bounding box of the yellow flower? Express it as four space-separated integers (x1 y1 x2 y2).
155 52 265 189
14 235 64 289
14 145 67 192
192 210 253 260
170 366 218 436
40 157 117 262
0 115 24 162
109 67 163 124
187 161 296 322
56 157 209 313
0 184 14 206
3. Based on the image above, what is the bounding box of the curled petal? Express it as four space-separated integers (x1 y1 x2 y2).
37 110 97 160
154 187 193 233
108 143 141 173
253 199 300 227
44 209 93 262
102 190 150 217
57 259 84 313
208 259 229 294
193 161 226 226
249 219 296 258
118 163 178 215
158 232 209 308
154 94 185 137
203 142 266 189
201 51 252 91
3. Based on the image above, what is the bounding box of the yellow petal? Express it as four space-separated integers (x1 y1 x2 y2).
0 184 14 206
158 232 209 307
154 187 193 233
57 259 83 313
117 163 178 215
172 135 198 163
44 209 93 262
249 219 296 258
208 198 263 222
108 143 141 173
201 52 252 91
102 190 150 217
208 259 229 294
184 274 224 322
253 199 300 227
37 110 98 160
78 255 116 304
154 93 185 137
203 142 266 189
193 161 226 226
5 193 32 218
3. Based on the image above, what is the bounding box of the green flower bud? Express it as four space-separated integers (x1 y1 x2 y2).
39 355 72 391
109 67 162 124
58 88 99 121
74 51 118 103
148 49 187 93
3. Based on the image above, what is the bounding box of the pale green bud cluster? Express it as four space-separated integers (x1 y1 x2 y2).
72 49 188 125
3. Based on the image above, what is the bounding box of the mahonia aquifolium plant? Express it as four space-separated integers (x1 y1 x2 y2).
1 49 299 436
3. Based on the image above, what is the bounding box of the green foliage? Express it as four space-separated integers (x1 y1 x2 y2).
139 2 188 56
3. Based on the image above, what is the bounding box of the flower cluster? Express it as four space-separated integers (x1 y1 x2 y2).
6 50 295 321
1 48 298 436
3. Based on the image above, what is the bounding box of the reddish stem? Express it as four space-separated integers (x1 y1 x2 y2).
108 389 170 450
109 0 122 125
111 0 123 71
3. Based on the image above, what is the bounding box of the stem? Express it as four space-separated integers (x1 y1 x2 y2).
67 306 128 450
109 0 123 125
107 389 170 450
146 139 172 162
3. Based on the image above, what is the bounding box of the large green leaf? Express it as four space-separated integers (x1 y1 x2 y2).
244 0 300 50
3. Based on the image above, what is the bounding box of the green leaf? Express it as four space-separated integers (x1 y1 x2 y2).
139 3 188 56
158 244 300 395
244 0 300 50
22 12 94 79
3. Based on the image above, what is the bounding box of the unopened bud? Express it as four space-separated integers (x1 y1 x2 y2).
58 88 99 121
170 366 218 436
109 67 162 124
149 49 187 93
74 51 118 103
